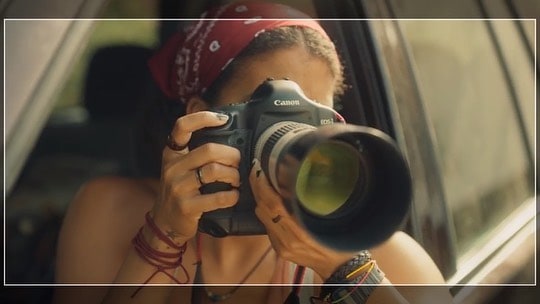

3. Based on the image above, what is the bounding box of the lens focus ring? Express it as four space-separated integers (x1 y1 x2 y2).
261 122 301 165
254 121 315 191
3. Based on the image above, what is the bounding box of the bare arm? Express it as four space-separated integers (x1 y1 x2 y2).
306 233 453 304
369 232 454 304
250 157 454 304
312 232 454 304
54 111 239 304
54 177 196 304
53 176 171 303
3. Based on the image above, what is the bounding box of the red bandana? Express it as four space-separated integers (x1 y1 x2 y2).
148 1 331 102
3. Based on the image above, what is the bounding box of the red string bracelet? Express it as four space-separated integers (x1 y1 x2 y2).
145 211 184 250
130 215 190 298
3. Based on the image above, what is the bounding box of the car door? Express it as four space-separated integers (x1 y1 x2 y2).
320 0 536 303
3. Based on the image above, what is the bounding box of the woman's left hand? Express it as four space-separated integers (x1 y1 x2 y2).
249 159 354 280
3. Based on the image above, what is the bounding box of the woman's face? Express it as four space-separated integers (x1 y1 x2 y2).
213 46 336 108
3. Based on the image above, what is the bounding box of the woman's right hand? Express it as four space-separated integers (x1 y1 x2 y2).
150 111 241 246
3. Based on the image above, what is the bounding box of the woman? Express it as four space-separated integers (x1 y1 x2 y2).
55 2 453 303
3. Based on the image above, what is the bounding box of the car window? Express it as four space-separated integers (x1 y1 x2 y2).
53 15 158 114
397 19 534 258
5 0 159 284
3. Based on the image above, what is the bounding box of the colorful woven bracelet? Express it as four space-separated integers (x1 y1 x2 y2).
318 251 385 304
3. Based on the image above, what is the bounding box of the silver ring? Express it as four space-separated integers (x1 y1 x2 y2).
196 167 205 186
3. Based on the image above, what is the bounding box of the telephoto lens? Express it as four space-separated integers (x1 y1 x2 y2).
255 122 412 251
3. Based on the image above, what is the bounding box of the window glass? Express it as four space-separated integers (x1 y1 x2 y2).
490 19 535 149
397 20 534 255
5 0 159 283
53 0 158 112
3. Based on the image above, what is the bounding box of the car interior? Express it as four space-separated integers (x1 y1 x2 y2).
3 0 537 303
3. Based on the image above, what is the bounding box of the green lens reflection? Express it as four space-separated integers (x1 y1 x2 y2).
295 140 360 216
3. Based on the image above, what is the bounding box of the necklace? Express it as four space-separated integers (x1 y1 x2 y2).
193 234 273 303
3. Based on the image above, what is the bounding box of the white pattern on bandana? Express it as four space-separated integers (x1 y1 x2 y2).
176 4 230 98
244 16 262 24
254 29 266 37
235 5 248 13
175 48 193 97
185 11 207 43
221 58 234 71
209 40 221 52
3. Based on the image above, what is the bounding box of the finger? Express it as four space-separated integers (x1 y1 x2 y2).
173 143 241 170
163 111 230 161
250 160 309 242
166 170 202 195
197 163 241 187
250 160 323 255
256 203 322 260
170 111 229 148
255 203 281 227
164 162 240 198
249 159 287 214
183 190 240 215
255 202 295 234
255 204 307 261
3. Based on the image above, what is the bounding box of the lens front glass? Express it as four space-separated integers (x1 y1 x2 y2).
295 140 360 216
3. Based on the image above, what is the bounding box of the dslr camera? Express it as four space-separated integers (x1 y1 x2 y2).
189 79 411 251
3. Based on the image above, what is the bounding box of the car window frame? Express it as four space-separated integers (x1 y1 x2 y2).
352 0 537 285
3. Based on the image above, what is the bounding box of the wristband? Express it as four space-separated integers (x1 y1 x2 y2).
319 251 385 304
326 250 372 283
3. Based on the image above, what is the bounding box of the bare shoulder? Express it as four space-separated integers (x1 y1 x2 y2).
370 231 446 284
55 176 158 283
76 175 157 202
369 232 454 303
64 176 157 234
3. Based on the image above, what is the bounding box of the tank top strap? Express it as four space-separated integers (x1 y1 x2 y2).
286 262 316 303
